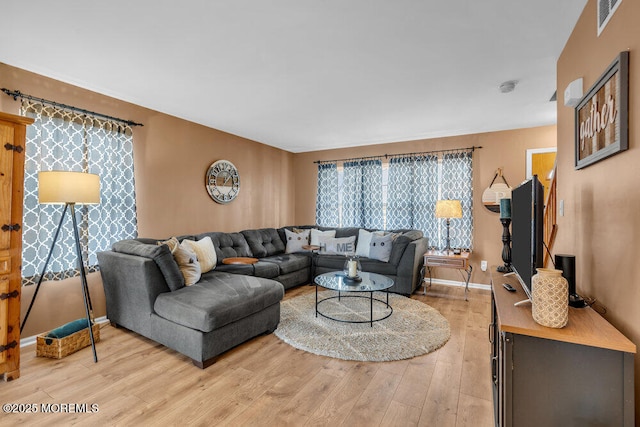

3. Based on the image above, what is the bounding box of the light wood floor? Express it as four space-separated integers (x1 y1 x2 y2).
0 284 494 426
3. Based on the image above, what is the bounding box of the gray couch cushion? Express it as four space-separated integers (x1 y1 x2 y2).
215 261 280 279
112 239 185 291
314 254 397 276
241 228 285 258
261 254 310 275
359 258 397 276
315 254 350 270
388 231 423 265
196 232 252 263
153 272 284 333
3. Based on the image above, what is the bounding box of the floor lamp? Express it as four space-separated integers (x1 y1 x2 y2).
435 199 462 254
20 171 100 363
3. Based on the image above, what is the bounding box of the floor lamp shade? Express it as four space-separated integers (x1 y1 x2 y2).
38 171 100 205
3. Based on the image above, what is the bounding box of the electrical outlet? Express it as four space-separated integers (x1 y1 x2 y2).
481 260 488 271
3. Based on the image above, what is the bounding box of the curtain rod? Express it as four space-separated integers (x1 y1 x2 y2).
1 88 144 127
314 145 481 164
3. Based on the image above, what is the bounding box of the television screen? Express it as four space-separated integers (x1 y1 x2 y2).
510 175 544 298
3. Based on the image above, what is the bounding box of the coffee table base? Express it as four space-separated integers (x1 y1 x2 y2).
315 289 393 327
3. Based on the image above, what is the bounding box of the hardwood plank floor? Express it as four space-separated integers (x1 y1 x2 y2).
0 284 494 426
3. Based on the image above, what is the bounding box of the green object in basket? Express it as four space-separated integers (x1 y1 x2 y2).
46 318 91 339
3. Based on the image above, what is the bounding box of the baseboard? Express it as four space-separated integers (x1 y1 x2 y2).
20 316 109 348
422 278 491 292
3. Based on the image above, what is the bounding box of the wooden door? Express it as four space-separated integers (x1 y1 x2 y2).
0 111 33 381
531 151 556 202
0 122 14 365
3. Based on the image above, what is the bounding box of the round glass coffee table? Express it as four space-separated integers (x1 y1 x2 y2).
314 271 394 327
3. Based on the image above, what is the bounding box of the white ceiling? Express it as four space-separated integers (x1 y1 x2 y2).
1 1 586 153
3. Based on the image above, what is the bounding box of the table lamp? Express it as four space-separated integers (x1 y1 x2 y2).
435 199 462 253
21 171 100 362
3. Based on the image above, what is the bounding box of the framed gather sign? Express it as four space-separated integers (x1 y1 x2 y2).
575 51 629 170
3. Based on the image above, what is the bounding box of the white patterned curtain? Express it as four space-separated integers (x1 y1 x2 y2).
386 157 414 229
315 149 474 245
342 159 383 228
315 162 340 227
411 155 439 242
386 155 438 233
441 151 473 250
21 100 138 285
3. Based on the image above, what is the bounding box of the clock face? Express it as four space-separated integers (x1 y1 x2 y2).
205 160 240 204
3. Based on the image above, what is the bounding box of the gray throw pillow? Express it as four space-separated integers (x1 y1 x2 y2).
369 234 394 262
113 239 185 291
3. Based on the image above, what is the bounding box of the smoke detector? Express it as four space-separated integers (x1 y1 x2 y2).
499 80 518 93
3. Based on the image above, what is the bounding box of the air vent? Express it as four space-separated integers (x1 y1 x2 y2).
598 0 622 36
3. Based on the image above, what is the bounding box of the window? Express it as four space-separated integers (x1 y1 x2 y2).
315 150 473 250
20 100 138 285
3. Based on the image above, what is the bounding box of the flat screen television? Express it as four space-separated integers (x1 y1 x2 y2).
510 175 544 299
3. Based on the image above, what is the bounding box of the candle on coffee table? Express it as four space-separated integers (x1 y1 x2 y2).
348 260 357 277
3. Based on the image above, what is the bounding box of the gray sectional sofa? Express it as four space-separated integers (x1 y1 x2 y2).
97 226 427 368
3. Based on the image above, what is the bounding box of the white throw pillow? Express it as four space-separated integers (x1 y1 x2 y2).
369 234 394 262
319 235 356 255
285 228 311 253
310 228 336 246
182 236 217 273
173 243 201 285
355 229 385 258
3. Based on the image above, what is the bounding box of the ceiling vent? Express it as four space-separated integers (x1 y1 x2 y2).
598 0 622 36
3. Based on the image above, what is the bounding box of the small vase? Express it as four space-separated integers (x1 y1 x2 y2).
343 256 362 278
531 268 568 328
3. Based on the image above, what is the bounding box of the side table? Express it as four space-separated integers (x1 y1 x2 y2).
222 257 258 265
422 250 472 300
222 257 259 275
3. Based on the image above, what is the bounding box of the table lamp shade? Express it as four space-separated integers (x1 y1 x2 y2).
38 171 100 205
435 200 462 219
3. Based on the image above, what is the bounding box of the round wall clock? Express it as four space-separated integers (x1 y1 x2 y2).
205 160 240 204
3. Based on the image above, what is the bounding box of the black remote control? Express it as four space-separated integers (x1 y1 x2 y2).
503 283 516 292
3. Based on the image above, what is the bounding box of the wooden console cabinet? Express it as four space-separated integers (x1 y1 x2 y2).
490 268 635 426
0 111 33 381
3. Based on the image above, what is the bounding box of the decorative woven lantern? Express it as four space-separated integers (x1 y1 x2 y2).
532 268 569 328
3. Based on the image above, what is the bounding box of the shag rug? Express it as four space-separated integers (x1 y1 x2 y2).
274 290 450 362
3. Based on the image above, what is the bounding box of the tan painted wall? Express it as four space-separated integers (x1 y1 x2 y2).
0 63 296 336
556 0 640 416
0 63 558 338
293 126 557 286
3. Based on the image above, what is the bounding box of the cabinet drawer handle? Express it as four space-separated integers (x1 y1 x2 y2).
0 290 19 300
1 224 20 232
0 340 17 354
4 143 23 153
491 356 498 385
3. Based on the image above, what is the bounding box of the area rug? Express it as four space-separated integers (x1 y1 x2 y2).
274 291 450 362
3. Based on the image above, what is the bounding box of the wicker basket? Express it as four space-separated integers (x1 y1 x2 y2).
36 323 100 359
